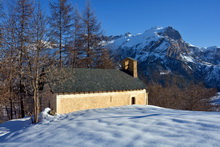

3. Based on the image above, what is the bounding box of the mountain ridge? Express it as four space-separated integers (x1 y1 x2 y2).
106 26 220 90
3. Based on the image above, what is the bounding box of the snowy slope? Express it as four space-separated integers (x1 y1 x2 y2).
109 27 165 51
211 92 220 105
1 105 220 146
107 26 220 90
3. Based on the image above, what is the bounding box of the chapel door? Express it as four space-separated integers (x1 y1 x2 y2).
131 97 135 105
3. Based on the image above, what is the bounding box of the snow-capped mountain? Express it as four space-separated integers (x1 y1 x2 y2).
106 26 220 90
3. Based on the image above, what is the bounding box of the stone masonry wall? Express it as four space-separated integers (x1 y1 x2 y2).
55 89 147 114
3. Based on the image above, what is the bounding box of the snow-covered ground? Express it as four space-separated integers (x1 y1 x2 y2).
211 92 220 104
1 105 220 146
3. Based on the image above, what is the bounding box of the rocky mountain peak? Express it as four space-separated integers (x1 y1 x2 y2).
162 26 182 40
124 32 132 37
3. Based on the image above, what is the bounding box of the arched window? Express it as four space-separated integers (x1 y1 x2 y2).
131 97 135 105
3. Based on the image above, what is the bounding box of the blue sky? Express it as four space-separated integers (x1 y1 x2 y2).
39 0 220 47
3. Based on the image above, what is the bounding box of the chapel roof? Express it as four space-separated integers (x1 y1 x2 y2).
49 68 146 94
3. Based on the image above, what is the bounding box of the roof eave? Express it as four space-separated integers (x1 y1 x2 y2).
55 88 147 95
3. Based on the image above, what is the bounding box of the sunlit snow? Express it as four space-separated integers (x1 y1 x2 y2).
211 92 220 105
107 27 165 51
180 54 194 63
1 105 220 146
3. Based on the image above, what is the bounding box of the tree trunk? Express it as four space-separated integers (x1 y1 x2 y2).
33 87 40 123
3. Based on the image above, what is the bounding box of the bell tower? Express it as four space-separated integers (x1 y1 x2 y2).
121 57 138 78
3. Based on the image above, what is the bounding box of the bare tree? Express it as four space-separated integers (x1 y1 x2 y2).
148 77 217 111
0 1 20 121
67 6 83 68
0 0 34 120
12 0 34 118
26 2 49 123
96 47 115 69
81 0 101 68
0 0 5 48
182 84 217 111
1 25 18 120
49 0 73 67
81 0 113 68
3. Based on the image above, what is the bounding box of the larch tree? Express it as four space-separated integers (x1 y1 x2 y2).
49 0 73 67
26 2 49 123
67 6 83 68
0 1 8 120
14 0 35 118
1 8 20 120
0 1 25 120
81 0 113 68
0 1 4 47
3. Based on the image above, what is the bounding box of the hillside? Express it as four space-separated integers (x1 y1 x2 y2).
1 105 220 146
107 27 220 90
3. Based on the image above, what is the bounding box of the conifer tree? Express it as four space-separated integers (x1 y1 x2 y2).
49 0 73 67
1 9 19 120
0 0 34 119
0 1 4 49
14 0 35 118
67 6 83 67
81 0 113 68
26 2 49 123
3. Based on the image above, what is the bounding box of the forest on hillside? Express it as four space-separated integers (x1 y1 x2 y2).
0 0 218 124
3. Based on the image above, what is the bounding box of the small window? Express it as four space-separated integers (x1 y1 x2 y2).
131 97 135 105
